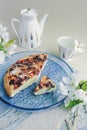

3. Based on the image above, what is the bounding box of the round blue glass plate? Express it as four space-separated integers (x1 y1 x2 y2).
0 51 73 111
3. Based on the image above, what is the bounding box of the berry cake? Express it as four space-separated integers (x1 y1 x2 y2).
34 76 56 95
4 54 48 97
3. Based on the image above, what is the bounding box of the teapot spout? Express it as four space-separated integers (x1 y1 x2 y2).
39 14 48 36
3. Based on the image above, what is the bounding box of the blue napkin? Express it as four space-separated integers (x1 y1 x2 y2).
0 99 31 130
54 107 87 130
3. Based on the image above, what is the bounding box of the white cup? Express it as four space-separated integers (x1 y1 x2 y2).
57 36 81 60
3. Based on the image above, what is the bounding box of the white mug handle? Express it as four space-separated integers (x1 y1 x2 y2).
11 18 20 39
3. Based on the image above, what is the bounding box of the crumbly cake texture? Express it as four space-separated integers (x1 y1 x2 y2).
34 76 56 95
4 54 48 97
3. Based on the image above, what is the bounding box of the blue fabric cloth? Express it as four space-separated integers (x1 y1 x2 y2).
0 99 31 130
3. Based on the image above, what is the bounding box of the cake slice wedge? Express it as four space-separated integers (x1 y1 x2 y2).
34 76 56 95
4 54 48 97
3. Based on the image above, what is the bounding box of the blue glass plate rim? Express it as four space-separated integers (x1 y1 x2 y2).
0 51 73 111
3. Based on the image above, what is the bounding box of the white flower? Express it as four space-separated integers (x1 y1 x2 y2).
75 89 87 103
59 82 69 96
0 25 7 36
59 72 87 107
2 32 9 44
59 73 78 96
59 73 80 107
59 80 76 107
64 97 70 107
0 24 16 57
64 90 76 107
62 73 78 87
75 89 85 100
0 24 9 45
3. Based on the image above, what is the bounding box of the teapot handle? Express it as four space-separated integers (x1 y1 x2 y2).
11 18 20 39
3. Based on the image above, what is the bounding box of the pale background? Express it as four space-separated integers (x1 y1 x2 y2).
0 0 87 130
0 0 87 54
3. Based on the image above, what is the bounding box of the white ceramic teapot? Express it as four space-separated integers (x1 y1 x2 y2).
11 9 48 49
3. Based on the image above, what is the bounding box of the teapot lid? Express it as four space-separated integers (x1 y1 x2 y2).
21 8 38 17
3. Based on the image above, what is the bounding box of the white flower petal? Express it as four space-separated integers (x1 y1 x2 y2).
82 93 87 103
71 73 78 84
62 73 78 87
59 82 64 87
59 82 69 96
2 32 9 39
62 77 71 85
64 97 70 107
4 38 9 43
0 25 8 38
75 81 79 87
69 91 75 100
75 89 85 100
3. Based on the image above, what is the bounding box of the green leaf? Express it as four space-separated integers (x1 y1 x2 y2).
79 80 86 85
76 80 87 91
2 48 7 53
0 44 4 50
65 99 82 109
76 85 80 90
81 83 87 91
65 100 74 109
0 43 7 53
4 39 15 48
0 38 4 43
76 80 87 90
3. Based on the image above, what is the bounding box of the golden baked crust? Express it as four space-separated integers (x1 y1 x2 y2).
4 72 14 97
4 54 48 97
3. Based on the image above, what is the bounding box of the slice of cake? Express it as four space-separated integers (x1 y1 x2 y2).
34 76 56 95
4 54 48 97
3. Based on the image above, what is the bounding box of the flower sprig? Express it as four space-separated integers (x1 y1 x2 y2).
0 24 16 53
59 73 87 109
0 38 15 53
